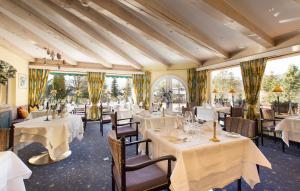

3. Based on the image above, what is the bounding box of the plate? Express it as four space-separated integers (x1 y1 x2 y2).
225 132 241 138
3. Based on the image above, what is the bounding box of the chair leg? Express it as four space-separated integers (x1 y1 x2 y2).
261 132 264 146
237 178 242 191
256 165 260 174
129 136 132 142
100 123 103 136
136 134 139 155
112 176 115 191
282 140 285 152
274 131 276 143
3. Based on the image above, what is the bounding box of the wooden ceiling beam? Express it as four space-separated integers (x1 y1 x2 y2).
89 0 201 64
119 0 228 58
41 0 142 70
0 12 77 65
200 32 300 70
202 0 274 48
0 36 34 61
2 0 112 68
51 0 171 68
30 61 144 75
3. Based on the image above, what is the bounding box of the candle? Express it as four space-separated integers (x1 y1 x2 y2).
210 121 220 142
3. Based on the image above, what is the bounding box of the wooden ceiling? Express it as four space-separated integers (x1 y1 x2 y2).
1 0 300 72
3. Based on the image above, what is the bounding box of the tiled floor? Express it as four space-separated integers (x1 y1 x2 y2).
18 122 300 191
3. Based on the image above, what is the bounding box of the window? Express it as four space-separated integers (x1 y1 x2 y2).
45 73 134 106
261 56 300 107
152 75 187 112
102 76 133 105
46 73 89 106
210 66 244 106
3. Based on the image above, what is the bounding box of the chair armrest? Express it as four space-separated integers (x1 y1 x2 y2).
125 155 176 171
117 117 133 121
261 118 281 122
125 139 152 146
117 122 140 126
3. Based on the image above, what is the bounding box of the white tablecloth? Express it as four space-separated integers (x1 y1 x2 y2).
14 114 84 160
133 113 182 136
275 115 300 146
0 151 32 191
143 128 271 191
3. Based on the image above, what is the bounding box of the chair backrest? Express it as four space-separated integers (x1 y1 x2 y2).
225 117 257 138
260 108 275 120
107 131 125 189
108 131 125 177
230 106 244 117
0 128 9 151
182 106 193 115
110 112 117 129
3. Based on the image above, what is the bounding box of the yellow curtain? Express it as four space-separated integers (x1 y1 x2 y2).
240 58 267 120
144 71 151 110
187 68 197 105
133 74 144 105
196 69 208 106
28 69 49 107
87 72 106 120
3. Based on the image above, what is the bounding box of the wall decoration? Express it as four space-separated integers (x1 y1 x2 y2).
18 73 27 89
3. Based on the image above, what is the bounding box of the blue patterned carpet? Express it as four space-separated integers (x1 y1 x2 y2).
18 122 300 191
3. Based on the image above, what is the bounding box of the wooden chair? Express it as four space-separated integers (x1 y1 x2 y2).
181 106 193 115
224 117 260 190
218 106 244 128
100 104 112 136
0 125 14 151
111 112 140 154
225 117 259 145
73 105 87 130
108 131 176 191
260 108 282 147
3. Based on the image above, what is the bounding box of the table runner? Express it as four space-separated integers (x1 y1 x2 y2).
0 151 31 191
144 128 271 191
275 116 300 146
14 114 83 160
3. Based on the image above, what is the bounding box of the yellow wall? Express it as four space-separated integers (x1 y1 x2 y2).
0 46 29 106
150 69 187 88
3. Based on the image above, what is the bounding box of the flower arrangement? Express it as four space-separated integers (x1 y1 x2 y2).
0 60 17 85
160 88 173 108
49 89 58 111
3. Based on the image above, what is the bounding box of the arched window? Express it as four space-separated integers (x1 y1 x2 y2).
152 75 187 112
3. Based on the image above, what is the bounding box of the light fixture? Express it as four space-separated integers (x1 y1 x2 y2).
212 88 218 104
272 85 283 114
79 0 90 7
44 48 65 70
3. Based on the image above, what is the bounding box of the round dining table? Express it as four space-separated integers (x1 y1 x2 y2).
13 114 84 165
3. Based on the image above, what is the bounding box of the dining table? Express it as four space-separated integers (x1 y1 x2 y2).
141 123 272 191
275 115 300 146
133 112 183 136
13 114 84 165
0 151 32 191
